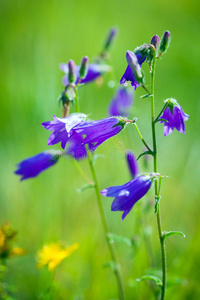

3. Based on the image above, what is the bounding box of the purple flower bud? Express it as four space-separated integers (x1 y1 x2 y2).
101 175 152 220
150 35 159 50
68 59 76 84
159 31 171 54
79 56 89 79
15 151 61 180
60 63 110 86
159 99 189 136
120 51 146 90
108 87 133 117
126 151 139 178
126 51 143 84
104 27 118 51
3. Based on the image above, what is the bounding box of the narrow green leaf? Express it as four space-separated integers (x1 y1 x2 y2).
106 233 132 246
154 118 169 124
140 94 153 99
137 150 154 161
136 275 162 287
77 183 95 193
163 231 185 240
103 260 119 272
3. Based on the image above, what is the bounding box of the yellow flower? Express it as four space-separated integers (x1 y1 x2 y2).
10 247 27 256
37 242 79 271
0 230 5 247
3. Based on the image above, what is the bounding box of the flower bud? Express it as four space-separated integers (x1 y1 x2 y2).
104 27 118 51
126 151 139 178
150 35 159 50
68 59 76 84
79 56 89 79
126 51 143 84
159 31 171 55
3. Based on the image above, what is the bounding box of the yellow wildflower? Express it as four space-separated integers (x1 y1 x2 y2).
37 242 79 271
10 247 27 256
0 230 5 247
0 223 26 259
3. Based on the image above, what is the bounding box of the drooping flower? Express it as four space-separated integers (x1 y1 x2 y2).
108 87 133 117
126 151 139 178
66 132 93 160
37 242 79 271
74 117 126 151
60 62 111 86
159 99 189 136
42 113 87 149
120 47 147 90
101 175 152 221
15 151 61 180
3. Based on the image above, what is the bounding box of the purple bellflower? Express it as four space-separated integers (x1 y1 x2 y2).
159 99 189 136
101 175 152 221
60 63 111 86
108 87 133 117
120 48 147 90
126 151 139 178
74 117 126 151
15 151 61 180
66 133 93 160
41 113 87 150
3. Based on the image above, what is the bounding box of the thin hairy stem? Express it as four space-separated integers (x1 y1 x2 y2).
150 57 167 300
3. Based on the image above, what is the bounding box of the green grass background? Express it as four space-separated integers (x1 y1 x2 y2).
1 0 200 299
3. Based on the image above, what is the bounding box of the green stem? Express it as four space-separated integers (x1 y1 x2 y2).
150 57 167 300
74 87 80 113
74 86 124 299
87 150 124 299
133 123 152 152
72 160 93 185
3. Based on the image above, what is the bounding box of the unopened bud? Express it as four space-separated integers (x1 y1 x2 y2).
104 27 118 51
79 56 89 79
150 35 159 50
68 59 76 84
159 31 171 55
126 51 143 84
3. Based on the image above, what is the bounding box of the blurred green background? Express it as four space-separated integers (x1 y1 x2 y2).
1 0 200 299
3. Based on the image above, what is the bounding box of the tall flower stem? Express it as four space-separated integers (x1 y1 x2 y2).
74 87 124 300
150 57 167 300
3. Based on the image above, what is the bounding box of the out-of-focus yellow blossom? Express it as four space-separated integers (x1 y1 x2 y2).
37 242 79 271
10 247 27 256
0 223 26 259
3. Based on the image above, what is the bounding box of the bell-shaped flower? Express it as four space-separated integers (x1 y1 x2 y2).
42 113 87 149
159 99 189 136
15 151 61 180
101 175 152 221
66 133 93 160
108 87 133 117
60 62 111 86
74 117 126 151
